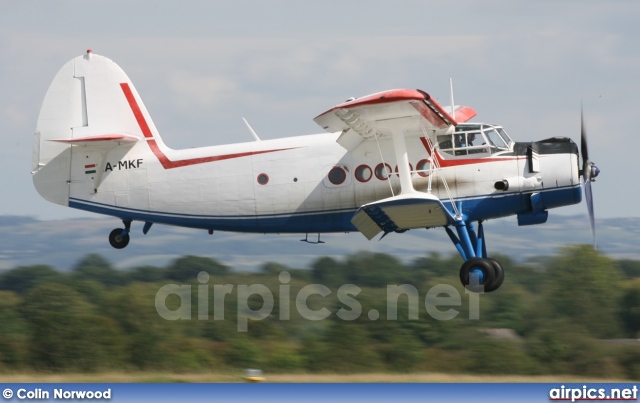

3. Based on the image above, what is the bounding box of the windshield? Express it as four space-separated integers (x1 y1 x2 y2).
497 127 512 143
483 127 509 149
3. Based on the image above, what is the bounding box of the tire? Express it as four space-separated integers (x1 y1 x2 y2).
109 228 130 249
459 258 496 293
484 258 505 293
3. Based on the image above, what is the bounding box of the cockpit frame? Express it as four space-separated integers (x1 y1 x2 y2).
437 123 513 157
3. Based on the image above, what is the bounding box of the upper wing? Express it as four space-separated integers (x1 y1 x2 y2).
314 88 476 149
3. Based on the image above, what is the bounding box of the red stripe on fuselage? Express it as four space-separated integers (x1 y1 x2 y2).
419 137 520 167
120 83 296 169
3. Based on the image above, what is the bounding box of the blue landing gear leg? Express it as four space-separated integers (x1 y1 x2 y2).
109 220 131 249
445 220 504 292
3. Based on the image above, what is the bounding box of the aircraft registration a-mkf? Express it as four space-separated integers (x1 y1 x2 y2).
32 50 600 292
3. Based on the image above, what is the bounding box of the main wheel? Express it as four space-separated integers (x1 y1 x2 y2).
109 228 130 249
460 258 496 293
484 258 505 293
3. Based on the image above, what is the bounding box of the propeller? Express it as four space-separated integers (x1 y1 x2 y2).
580 107 600 249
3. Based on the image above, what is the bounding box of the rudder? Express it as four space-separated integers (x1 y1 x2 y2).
32 50 161 206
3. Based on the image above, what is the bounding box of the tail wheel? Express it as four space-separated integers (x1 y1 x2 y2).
109 228 130 249
485 258 505 293
459 258 496 293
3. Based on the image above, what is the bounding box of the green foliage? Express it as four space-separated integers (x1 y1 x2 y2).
311 256 346 285
20 283 122 371
544 245 624 338
617 259 640 279
462 338 539 375
315 322 381 372
525 321 622 378
166 255 228 282
127 265 167 283
102 284 176 370
620 279 640 336
266 345 304 372
482 287 531 332
261 262 289 275
379 330 424 372
164 338 219 372
411 252 463 279
345 252 410 287
0 249 636 377
72 254 125 287
0 265 62 293
224 335 263 368
616 345 640 380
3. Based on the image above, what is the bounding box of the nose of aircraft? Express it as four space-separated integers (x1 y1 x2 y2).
590 164 600 180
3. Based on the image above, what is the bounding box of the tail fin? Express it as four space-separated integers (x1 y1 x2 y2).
32 50 160 205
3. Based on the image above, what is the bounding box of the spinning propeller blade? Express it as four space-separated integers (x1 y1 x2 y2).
581 109 589 170
580 107 599 249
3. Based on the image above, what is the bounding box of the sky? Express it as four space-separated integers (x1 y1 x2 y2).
0 0 638 220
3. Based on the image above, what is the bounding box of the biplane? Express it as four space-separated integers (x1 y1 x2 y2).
32 51 599 292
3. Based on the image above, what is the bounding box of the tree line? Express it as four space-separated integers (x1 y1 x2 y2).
0 245 639 379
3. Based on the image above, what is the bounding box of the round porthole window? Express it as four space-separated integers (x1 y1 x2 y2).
355 164 372 182
416 159 430 177
374 163 392 180
328 166 347 185
257 173 269 185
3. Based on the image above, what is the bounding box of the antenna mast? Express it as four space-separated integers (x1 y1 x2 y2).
449 78 456 121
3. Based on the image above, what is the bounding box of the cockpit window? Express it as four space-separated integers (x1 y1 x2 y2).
438 123 512 156
483 127 509 149
497 128 512 143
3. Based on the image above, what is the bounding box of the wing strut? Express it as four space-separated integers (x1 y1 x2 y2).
419 122 461 218
390 120 415 194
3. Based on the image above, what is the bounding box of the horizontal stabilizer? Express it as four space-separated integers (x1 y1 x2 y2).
50 134 139 146
351 193 453 240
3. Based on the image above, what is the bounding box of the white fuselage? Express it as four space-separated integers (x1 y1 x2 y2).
67 131 582 234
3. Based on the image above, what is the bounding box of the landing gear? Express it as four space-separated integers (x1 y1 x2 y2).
445 220 505 293
109 220 131 249
485 258 505 292
109 228 130 249
459 257 504 293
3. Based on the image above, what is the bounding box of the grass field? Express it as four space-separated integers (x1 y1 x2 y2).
0 372 629 383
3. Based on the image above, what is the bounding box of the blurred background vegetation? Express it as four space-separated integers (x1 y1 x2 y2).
0 244 639 379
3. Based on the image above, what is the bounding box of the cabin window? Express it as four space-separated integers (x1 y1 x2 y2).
355 164 372 182
328 166 347 185
416 159 430 177
257 173 269 185
375 163 392 180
